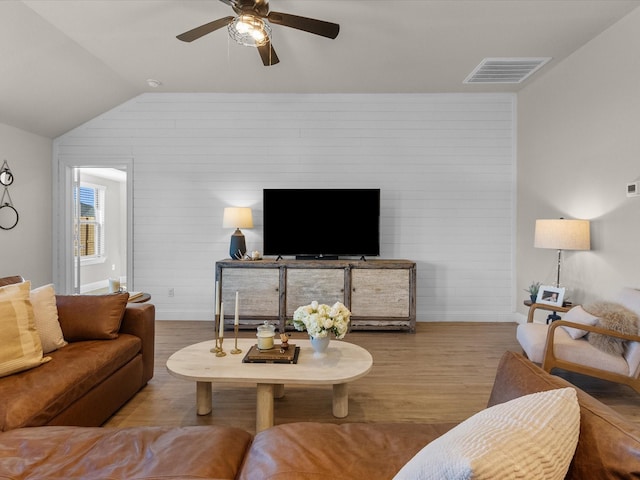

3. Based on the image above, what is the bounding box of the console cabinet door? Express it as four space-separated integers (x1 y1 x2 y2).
351 269 410 317
221 268 280 317
286 269 345 316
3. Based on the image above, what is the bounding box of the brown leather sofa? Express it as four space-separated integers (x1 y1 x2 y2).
0 284 155 431
1 351 639 479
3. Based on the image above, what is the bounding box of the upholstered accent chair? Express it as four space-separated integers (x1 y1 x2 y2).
517 288 640 393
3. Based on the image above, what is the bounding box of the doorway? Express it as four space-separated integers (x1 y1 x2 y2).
54 158 133 295
74 168 127 293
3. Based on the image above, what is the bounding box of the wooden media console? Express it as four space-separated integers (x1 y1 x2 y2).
215 258 416 332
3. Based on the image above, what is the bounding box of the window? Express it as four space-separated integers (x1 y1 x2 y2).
75 183 106 263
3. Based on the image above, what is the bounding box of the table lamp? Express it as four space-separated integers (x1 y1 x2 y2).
534 218 591 287
223 207 253 260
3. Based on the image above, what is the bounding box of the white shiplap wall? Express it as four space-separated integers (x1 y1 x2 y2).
55 93 516 322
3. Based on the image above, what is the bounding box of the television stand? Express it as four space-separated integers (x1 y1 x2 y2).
295 255 339 260
215 258 417 332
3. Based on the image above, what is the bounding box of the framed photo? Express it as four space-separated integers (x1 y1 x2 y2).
536 285 565 307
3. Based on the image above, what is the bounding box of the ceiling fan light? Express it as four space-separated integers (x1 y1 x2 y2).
251 29 266 43
235 21 250 34
228 15 271 47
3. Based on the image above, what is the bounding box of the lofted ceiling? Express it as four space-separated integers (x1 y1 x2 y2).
1 0 639 138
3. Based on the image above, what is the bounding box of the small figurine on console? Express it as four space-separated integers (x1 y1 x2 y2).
279 333 290 353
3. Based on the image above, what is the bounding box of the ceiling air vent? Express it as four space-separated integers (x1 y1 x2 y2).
464 57 551 84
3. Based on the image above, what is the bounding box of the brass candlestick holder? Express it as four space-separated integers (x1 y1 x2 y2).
216 337 226 357
210 314 222 353
231 323 242 354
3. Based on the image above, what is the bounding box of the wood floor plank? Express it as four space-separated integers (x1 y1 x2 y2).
105 321 640 433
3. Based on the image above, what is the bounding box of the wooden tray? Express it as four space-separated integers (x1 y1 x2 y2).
242 344 300 364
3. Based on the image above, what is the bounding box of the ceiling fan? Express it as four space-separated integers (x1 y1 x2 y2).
176 0 340 66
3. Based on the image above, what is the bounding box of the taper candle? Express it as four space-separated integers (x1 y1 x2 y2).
219 302 224 338
235 291 239 326
215 281 220 315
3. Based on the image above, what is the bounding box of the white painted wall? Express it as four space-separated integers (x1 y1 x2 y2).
55 93 516 322
517 8 640 318
0 123 52 287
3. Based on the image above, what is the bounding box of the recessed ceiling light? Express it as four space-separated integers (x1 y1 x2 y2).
147 79 162 88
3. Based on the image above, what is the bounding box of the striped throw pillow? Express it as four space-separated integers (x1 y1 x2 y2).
0 281 50 378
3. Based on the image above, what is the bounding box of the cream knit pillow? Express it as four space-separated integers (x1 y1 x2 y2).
394 387 580 480
30 284 67 353
0 281 51 378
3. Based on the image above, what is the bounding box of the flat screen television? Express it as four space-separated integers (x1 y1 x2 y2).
263 188 380 259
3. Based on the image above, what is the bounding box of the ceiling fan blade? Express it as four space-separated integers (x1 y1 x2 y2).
267 11 339 39
257 41 280 66
177 16 235 42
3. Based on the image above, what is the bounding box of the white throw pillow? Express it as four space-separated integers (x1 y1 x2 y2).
561 305 599 339
393 388 580 480
31 284 67 353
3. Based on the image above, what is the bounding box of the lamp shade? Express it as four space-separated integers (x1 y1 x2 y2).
534 219 590 251
223 207 253 229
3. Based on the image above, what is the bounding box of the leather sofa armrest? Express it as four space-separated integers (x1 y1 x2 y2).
487 351 571 407
489 352 640 479
120 303 155 384
0 275 24 287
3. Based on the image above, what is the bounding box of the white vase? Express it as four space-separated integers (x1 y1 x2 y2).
309 335 330 357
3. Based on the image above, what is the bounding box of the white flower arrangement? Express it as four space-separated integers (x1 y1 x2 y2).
292 301 351 339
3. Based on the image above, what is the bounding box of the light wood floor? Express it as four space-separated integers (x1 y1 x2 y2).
106 321 640 434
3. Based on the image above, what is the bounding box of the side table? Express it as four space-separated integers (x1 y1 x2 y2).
128 292 151 303
523 299 572 324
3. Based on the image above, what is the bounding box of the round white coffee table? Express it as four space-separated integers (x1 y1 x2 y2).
166 338 373 432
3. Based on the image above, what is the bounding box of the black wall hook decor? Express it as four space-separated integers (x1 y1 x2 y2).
0 160 13 186
0 160 18 230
